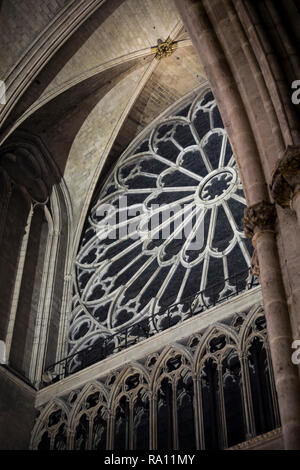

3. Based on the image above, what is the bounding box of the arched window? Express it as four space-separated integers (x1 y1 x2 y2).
248 338 276 434
112 369 150 450
222 350 245 447
69 90 253 370
198 330 245 449
177 371 196 450
34 404 68 450
69 386 109 450
155 351 195 450
133 389 150 450
241 311 281 439
201 357 220 449
157 377 174 449
33 307 281 450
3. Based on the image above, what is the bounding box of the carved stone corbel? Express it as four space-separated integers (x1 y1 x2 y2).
0 144 50 203
271 146 300 208
243 201 277 239
243 201 277 278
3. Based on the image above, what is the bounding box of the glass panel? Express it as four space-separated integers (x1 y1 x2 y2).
92 407 107 450
114 396 130 450
177 373 196 450
201 358 221 449
248 338 277 435
69 91 252 362
157 378 174 449
222 350 245 447
74 414 89 450
133 391 149 450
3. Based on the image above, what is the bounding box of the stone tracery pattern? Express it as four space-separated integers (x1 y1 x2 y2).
69 90 253 368
31 305 280 450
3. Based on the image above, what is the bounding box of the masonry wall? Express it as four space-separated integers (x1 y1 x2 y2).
0 368 36 450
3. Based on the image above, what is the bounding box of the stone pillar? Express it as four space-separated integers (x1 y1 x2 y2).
173 0 268 207
240 354 256 440
244 202 300 449
0 184 32 342
174 0 300 449
193 376 204 450
149 392 156 450
5 203 34 359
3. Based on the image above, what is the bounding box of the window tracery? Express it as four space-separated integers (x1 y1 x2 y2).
69 90 253 371
32 305 280 450
32 401 69 451
111 368 150 450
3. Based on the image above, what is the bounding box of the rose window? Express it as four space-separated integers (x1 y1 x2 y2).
69 90 253 366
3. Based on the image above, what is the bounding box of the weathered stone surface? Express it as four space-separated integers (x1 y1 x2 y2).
0 368 36 450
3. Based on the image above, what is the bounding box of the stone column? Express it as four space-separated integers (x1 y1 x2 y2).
244 202 300 449
172 379 179 450
173 0 268 207
149 392 157 450
217 362 228 449
240 353 256 440
5 203 34 359
174 0 300 449
193 376 204 450
107 410 115 450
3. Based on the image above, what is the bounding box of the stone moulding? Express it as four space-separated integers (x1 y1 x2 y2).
35 288 262 408
31 302 280 451
228 427 282 450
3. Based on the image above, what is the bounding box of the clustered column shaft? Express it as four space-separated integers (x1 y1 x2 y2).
174 0 300 449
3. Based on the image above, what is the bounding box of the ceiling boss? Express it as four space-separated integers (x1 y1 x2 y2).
152 38 178 60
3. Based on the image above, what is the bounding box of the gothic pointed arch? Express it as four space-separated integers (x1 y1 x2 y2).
69 380 109 450
68 88 253 373
30 398 69 450
194 323 238 368
151 343 194 388
109 363 150 451
109 362 150 406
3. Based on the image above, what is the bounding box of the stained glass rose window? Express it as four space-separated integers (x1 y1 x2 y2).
68 90 253 366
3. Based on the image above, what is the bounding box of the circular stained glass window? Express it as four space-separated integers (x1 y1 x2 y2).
69 90 253 360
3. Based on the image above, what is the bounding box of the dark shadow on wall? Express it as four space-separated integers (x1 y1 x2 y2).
0 367 36 450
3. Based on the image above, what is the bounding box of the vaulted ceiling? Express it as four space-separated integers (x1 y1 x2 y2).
0 0 206 234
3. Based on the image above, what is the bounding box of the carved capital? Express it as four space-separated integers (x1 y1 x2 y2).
243 201 276 239
271 146 300 208
0 132 60 204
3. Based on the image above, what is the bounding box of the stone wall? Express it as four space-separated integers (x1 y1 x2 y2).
0 367 36 450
